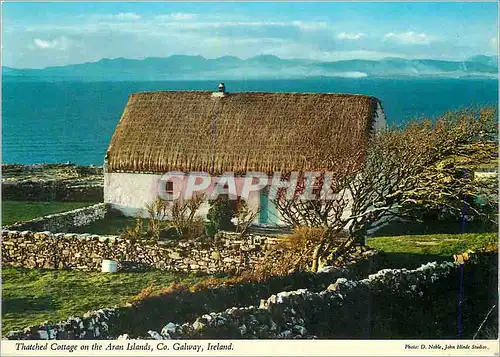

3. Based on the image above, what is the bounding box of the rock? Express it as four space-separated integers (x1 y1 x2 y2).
277 330 293 339
169 252 182 260
293 325 307 336
147 330 164 340
238 324 248 336
161 323 178 336
192 320 205 330
210 251 222 261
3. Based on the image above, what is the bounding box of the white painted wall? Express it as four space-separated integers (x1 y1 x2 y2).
373 101 387 132
104 172 164 217
104 171 263 221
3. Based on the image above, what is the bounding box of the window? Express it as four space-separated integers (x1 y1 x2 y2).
166 181 174 195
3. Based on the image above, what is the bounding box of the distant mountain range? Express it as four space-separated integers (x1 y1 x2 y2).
3 54 498 81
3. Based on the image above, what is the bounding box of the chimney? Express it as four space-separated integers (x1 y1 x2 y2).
212 82 228 98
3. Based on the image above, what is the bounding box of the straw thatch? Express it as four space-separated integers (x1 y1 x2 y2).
106 91 381 175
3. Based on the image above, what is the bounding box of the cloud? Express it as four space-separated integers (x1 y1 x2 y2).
337 32 366 40
155 13 198 21
34 38 56 49
99 12 141 21
291 20 328 31
332 71 368 78
384 31 431 45
33 37 69 50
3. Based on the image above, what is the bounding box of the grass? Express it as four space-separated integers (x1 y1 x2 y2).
71 215 142 235
1 201 98 226
1 267 205 335
368 232 498 269
368 232 498 256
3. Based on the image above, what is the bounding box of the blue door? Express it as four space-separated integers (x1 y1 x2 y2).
259 189 269 224
259 189 278 225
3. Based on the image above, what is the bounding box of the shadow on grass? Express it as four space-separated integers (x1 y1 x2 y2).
2 295 57 314
374 251 452 270
373 219 496 237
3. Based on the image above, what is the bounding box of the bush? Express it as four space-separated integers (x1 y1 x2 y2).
120 215 148 243
144 195 205 240
145 199 169 240
206 196 238 234
168 195 205 239
233 201 259 236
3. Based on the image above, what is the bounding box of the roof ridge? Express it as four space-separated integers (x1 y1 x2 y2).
130 90 378 98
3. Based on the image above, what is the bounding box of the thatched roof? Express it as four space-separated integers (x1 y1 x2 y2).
106 91 381 175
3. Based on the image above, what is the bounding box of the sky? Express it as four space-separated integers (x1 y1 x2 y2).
2 2 498 69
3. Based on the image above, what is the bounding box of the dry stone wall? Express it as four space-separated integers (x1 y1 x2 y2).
138 261 458 339
2 163 103 202
6 258 475 340
1 229 278 274
3 203 107 232
2 181 103 202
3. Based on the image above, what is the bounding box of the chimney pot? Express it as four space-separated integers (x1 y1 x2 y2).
212 83 227 98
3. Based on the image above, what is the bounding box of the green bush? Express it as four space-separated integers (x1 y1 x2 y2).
206 197 238 234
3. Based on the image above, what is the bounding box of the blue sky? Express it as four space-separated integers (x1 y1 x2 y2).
2 2 498 68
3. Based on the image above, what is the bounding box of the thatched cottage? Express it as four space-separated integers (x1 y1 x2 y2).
104 86 386 225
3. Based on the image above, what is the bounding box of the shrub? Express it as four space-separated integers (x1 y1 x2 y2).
145 198 169 240
206 196 238 234
168 194 205 239
262 227 328 274
184 217 206 239
204 221 219 238
233 201 259 236
143 195 205 241
120 215 148 243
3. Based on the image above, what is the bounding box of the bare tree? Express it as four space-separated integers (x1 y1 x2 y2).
273 108 498 272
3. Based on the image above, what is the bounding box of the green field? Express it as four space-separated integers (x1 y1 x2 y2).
367 232 498 268
2 232 497 335
1 268 204 335
1 201 98 226
368 232 497 256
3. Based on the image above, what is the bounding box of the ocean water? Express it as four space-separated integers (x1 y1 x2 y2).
2 78 498 165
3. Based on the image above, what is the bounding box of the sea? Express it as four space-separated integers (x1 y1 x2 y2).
2 77 498 165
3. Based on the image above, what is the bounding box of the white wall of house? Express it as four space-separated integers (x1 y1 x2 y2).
104 171 262 222
104 172 164 217
373 101 387 132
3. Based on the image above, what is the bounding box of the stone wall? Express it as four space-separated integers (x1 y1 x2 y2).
8 254 494 341
1 229 279 274
2 181 103 202
2 163 103 202
138 261 459 339
3 203 107 232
